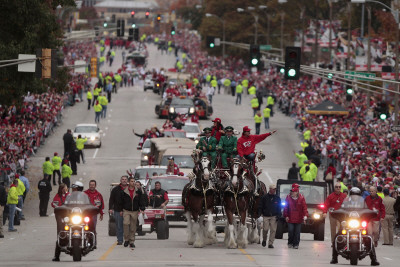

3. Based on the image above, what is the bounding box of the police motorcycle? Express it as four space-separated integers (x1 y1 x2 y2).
54 191 99 261
330 191 379 266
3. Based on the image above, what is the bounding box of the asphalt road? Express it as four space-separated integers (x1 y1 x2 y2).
0 44 398 266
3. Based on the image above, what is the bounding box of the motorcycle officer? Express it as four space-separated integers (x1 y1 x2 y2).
330 187 380 266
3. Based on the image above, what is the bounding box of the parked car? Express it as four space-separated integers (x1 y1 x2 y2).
73 123 102 148
275 179 327 241
149 175 189 221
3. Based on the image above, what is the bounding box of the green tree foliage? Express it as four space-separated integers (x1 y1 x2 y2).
0 0 75 105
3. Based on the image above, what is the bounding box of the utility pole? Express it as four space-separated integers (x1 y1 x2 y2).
347 3 352 70
366 6 371 110
394 1 400 124
329 0 333 63
301 7 305 64
281 12 285 59
254 15 259 45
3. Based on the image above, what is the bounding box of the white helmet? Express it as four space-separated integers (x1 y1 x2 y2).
72 181 84 188
350 187 361 195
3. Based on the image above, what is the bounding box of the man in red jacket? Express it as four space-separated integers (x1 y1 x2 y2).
84 179 104 248
237 126 276 161
323 182 347 245
365 186 385 247
283 183 308 249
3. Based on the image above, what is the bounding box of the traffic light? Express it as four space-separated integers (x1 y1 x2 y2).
94 26 99 37
157 14 161 22
131 11 135 18
117 20 124 37
128 28 134 41
171 26 176 35
206 36 215 48
103 21 108 28
131 22 136 28
378 102 389 120
249 44 260 68
346 85 353 102
284 46 301 80
145 11 150 18
134 28 139 41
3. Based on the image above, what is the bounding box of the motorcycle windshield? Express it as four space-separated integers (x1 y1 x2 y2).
64 192 92 205
341 195 367 209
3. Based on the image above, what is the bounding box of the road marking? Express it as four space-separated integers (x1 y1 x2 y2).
83 172 86 175
105 127 109 130
99 242 117 261
263 171 273 184
238 248 255 262
108 120 111 123
110 109 113 112
103 133 106 137
383 257 393 261
108 114 112 118
93 148 99 159
79 178 83 181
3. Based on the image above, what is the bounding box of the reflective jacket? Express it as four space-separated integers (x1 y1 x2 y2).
16 178 25 196
7 185 18 204
62 164 72 178
76 138 87 150
52 156 62 171
43 161 54 175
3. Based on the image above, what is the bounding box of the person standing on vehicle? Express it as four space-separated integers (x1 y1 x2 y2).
382 188 396 245
61 160 72 189
217 126 238 169
7 179 19 232
197 128 218 168
43 156 54 180
52 152 62 186
0 182 7 237
258 184 281 248
287 163 299 180
38 175 52 217
119 177 146 248
52 183 69 261
283 183 308 249
84 180 104 242
149 181 169 209
237 126 276 162
75 135 87 164
365 186 385 247
109 176 128 245
323 182 347 247
166 156 180 175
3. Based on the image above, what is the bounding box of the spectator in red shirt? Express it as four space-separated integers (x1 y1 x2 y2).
84 179 104 246
365 186 385 247
166 156 180 175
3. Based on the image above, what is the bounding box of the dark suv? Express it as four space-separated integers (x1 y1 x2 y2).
275 179 327 241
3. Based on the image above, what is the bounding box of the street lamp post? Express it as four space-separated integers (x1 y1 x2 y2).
259 5 270 45
205 13 226 59
351 0 400 124
237 7 259 44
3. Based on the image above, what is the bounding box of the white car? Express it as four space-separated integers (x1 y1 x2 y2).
73 123 102 148
144 77 154 91
182 122 201 143
140 139 152 165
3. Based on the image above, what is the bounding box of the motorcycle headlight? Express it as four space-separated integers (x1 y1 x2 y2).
169 107 175 113
63 217 70 223
90 136 95 141
189 107 195 114
348 219 360 228
71 215 82 225
313 213 321 220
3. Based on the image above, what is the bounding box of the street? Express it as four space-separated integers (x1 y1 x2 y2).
0 44 398 267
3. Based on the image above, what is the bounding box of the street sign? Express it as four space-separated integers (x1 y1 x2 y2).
18 54 36 72
214 38 221 46
391 125 400 132
90 57 98 78
260 45 272 51
344 71 376 81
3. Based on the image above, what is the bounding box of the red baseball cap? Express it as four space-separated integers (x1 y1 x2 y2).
243 126 251 132
15 174 19 178
291 183 300 192
212 118 221 123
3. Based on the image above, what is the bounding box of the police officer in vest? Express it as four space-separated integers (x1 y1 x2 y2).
149 182 169 209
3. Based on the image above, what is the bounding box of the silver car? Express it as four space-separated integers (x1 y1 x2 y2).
73 123 102 148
